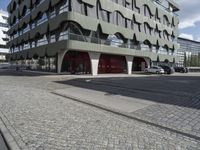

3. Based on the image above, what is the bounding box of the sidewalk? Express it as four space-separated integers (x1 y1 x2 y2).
53 86 155 113
52 84 200 141
0 133 8 150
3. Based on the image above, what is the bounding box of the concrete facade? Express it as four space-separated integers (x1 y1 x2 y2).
7 0 180 75
0 10 9 62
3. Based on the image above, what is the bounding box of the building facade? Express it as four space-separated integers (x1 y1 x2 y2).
177 37 200 67
7 0 179 75
0 10 9 62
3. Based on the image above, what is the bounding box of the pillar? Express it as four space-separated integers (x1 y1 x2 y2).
89 52 100 76
144 57 151 68
126 55 133 75
57 51 66 74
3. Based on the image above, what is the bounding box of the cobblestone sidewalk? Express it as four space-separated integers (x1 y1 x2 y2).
0 74 200 149
134 92 200 139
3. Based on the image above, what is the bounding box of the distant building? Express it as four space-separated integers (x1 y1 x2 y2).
0 10 9 62
177 37 200 67
7 0 179 75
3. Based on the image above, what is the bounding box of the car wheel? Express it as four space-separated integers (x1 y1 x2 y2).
156 71 159 74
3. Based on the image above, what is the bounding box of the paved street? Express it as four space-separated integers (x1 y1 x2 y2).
58 74 200 139
0 70 200 149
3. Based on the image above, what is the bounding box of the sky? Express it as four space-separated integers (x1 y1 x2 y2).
0 0 200 41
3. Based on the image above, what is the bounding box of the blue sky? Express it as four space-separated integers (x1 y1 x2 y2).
0 0 9 11
0 0 200 41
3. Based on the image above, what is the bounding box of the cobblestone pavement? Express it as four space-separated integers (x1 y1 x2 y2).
0 70 200 149
133 94 200 139
56 76 200 141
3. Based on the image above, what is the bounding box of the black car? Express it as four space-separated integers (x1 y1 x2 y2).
174 67 187 73
159 65 174 74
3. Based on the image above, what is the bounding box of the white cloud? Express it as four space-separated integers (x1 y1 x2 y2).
197 37 200 42
179 16 200 29
179 33 194 40
177 0 200 29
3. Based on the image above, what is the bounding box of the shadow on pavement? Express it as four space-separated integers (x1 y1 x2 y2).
0 69 56 77
55 76 200 109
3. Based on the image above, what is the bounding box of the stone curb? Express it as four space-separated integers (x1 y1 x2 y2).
52 91 200 142
0 117 21 150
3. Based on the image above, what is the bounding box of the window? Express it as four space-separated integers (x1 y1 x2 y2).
59 1 69 14
144 5 152 18
50 34 56 43
0 44 7 48
37 13 47 26
2 38 9 42
50 8 56 18
37 35 48 46
24 42 30 50
106 34 124 48
144 23 152 35
2 16 8 20
2 31 7 34
59 30 69 41
0 22 8 28
23 24 30 33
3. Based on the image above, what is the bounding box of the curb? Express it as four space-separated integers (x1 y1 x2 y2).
52 91 200 142
0 117 21 150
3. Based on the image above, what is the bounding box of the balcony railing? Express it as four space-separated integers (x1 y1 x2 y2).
14 32 161 53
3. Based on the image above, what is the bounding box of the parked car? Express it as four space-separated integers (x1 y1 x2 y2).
174 67 187 73
144 66 165 74
0 63 10 69
159 65 175 74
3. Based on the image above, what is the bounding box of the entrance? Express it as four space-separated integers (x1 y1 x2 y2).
132 57 147 71
98 54 127 74
61 51 91 74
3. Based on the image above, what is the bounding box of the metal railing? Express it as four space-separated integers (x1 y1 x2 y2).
14 31 175 56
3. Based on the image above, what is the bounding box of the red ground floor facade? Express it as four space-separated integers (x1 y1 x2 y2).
61 51 150 74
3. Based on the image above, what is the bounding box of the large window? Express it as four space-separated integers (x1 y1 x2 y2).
37 13 48 26
0 22 8 28
59 0 69 14
106 34 124 48
36 35 48 47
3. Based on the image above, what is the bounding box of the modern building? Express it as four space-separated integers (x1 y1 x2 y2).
177 37 200 67
0 10 9 62
7 0 179 75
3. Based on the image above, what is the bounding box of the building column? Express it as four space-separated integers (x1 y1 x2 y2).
144 57 151 68
57 51 66 74
89 52 100 76
126 55 133 75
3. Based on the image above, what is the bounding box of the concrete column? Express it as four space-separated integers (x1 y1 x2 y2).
57 51 66 74
144 57 151 68
89 52 100 76
126 55 133 75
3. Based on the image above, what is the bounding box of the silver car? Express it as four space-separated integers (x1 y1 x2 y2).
144 66 165 74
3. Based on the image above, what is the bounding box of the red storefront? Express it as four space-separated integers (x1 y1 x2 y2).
98 54 127 74
132 57 147 71
62 51 91 74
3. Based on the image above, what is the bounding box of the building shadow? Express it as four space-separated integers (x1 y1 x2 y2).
0 69 56 77
54 76 200 109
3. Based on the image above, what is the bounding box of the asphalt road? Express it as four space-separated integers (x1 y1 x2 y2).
57 75 200 109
